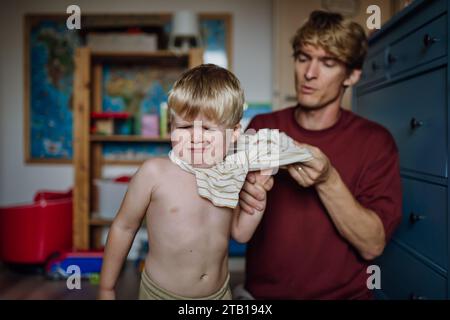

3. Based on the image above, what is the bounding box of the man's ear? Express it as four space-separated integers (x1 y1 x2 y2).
343 69 362 87
231 124 242 143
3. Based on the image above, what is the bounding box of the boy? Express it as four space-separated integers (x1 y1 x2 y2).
98 64 271 300
99 64 312 300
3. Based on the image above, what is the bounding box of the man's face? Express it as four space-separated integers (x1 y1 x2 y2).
294 44 351 110
170 112 239 168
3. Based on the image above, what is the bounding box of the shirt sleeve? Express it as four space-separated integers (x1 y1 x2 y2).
355 131 403 242
245 115 264 132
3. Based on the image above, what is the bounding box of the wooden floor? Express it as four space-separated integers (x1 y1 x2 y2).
0 259 245 300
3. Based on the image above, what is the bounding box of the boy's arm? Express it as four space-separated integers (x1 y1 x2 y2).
233 170 274 243
98 160 157 299
231 205 265 244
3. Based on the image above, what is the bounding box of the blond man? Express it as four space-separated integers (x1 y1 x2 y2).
240 11 402 299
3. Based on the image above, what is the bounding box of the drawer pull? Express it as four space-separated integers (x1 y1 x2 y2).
410 118 423 129
387 53 397 65
371 61 380 71
409 212 425 224
423 34 440 48
410 293 426 300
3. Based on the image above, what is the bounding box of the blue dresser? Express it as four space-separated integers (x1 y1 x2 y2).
353 0 449 299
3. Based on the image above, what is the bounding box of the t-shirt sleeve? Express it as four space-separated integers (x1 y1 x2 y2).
355 130 402 242
245 115 264 132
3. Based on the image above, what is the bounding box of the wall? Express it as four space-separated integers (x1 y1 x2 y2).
0 0 272 205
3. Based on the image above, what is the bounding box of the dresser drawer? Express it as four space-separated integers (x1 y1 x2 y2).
388 14 447 77
377 241 447 300
356 67 447 177
393 178 447 269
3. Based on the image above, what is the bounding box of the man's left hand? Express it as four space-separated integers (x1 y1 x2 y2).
287 142 333 187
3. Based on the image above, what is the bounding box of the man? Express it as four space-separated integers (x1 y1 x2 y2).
239 11 402 299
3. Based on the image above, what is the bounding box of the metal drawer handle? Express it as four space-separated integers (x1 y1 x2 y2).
371 61 380 71
409 212 425 224
423 34 440 48
410 118 423 129
387 53 397 64
410 293 426 300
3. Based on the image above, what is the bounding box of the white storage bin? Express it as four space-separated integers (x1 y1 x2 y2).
95 178 129 219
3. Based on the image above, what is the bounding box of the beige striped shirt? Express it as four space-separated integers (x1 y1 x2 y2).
169 129 313 208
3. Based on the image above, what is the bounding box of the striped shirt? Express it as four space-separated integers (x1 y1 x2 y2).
168 129 313 208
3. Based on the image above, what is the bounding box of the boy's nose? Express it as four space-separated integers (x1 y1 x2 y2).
191 124 203 143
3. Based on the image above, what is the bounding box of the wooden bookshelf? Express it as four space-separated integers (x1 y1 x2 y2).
73 47 203 249
90 135 171 143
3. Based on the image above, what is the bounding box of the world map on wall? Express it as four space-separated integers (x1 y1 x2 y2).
30 21 80 159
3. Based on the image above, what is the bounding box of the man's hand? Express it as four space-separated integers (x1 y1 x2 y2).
239 170 274 214
287 142 333 188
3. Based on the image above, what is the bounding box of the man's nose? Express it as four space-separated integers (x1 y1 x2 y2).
304 60 319 80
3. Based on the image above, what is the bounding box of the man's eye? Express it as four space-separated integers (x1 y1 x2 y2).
324 60 337 67
178 126 191 129
297 56 308 62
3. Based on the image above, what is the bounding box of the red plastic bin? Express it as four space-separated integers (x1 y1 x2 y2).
0 190 73 264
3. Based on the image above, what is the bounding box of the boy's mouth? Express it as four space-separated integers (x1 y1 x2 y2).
189 144 210 153
190 148 206 153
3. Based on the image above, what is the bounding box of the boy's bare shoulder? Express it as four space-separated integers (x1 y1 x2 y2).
138 157 180 178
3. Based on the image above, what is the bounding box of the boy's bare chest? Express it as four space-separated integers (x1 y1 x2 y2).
146 172 232 230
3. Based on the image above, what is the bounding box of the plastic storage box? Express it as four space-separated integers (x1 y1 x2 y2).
0 190 73 264
95 177 130 219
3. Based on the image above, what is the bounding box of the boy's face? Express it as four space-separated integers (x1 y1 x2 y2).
170 112 240 168
294 44 361 110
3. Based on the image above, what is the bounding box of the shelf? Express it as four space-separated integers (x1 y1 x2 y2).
101 156 168 165
91 50 189 58
90 214 113 226
91 50 192 65
90 135 171 143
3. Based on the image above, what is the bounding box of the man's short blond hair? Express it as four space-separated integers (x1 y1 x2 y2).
168 64 244 127
292 10 368 70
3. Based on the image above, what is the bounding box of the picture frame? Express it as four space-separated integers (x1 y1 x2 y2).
24 13 232 163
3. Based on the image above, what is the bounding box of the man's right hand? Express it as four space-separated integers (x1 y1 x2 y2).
239 171 274 214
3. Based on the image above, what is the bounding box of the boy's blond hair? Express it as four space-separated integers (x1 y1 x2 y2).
168 64 244 127
292 10 368 70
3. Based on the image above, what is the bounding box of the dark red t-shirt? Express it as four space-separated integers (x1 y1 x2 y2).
245 106 402 299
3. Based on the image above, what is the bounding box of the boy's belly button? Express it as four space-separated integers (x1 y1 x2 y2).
200 273 209 280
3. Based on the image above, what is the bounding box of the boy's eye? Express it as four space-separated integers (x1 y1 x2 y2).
175 124 220 131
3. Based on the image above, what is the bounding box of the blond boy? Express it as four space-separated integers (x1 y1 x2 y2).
98 64 270 300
